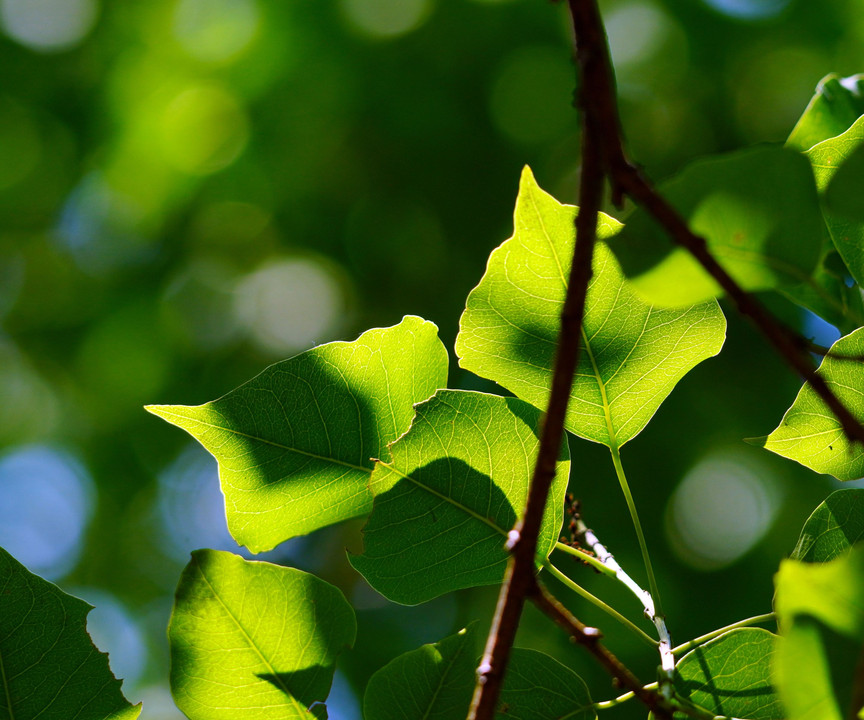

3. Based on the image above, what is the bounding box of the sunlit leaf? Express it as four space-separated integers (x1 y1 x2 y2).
791 489 864 562
363 625 595 720
0 546 140 720
674 629 783 720
787 73 864 152
759 327 864 481
774 544 864 720
611 146 824 306
350 389 569 604
169 549 356 720
147 316 448 552
455 166 726 448
805 114 864 286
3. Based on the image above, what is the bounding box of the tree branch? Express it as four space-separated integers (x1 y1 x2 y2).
466 45 606 720
566 0 864 446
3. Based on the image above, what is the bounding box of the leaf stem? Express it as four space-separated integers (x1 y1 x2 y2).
554 541 617 578
609 445 664 618
671 612 776 656
542 560 658 647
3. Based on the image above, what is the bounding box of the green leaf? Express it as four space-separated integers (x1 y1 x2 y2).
0 546 141 720
805 114 864 286
362 625 478 720
169 549 356 720
774 544 864 720
363 625 595 720
826 141 864 223
497 648 595 720
674 628 783 720
350 389 569 604
787 73 864 152
455 166 726 448
791 489 864 562
760 327 864 481
611 146 824 306
147 316 448 552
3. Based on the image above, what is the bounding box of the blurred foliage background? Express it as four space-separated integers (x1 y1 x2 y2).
1 0 863 717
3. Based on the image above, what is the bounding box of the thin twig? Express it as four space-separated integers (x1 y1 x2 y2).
671 612 776 656
531 581 675 718
466 48 606 720
566 0 864 446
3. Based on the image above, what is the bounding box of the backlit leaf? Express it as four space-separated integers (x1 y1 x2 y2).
169 549 356 720
350 389 569 604
147 316 448 552
455 166 725 448
674 629 783 720
826 141 864 223
0 546 140 720
805 114 864 286
760 327 864 481
774 544 864 720
611 146 824 306
787 73 864 152
791 489 864 562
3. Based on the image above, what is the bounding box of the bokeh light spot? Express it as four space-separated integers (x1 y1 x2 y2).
340 0 433 40
1 0 98 52
605 1 669 68
701 0 790 20
489 46 576 145
666 451 781 570
234 256 346 355
172 0 260 65
159 85 249 175
72 588 146 691
0 446 94 580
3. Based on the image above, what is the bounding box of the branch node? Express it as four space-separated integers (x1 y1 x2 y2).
505 529 520 551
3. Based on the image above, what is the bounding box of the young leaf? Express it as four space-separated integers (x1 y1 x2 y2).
0 546 141 720
674 628 783 720
350 389 569 605
786 73 864 152
363 625 596 720
611 146 824 306
774 544 864 720
455 166 725 448
169 549 356 720
362 624 478 720
791 488 864 563
804 114 864 286
147 316 448 552
759 327 864 481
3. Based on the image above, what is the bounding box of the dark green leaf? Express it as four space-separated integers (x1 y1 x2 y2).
0 546 140 720
611 146 824 306
787 73 864 152
760 328 864 480
363 625 477 720
826 142 864 222
147 316 448 552
455 166 726 448
674 629 783 719
805 114 864 286
169 549 356 720
791 489 864 562
350 389 569 604
774 544 864 720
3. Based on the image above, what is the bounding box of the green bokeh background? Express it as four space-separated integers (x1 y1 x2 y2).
1 0 861 717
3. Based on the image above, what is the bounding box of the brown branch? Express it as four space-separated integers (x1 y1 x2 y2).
466 47 606 720
531 582 675 718
566 0 864 446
